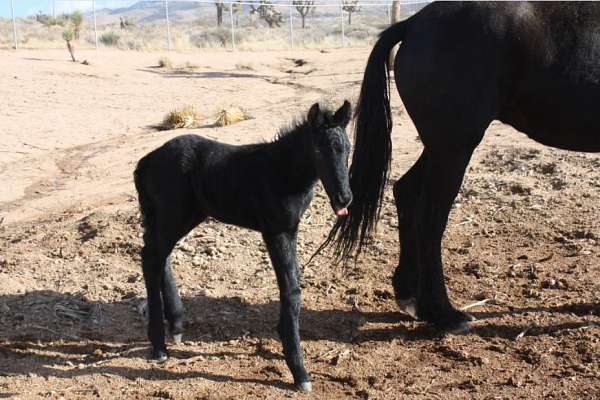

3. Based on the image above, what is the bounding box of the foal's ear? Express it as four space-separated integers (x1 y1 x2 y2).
333 100 352 127
307 102 325 127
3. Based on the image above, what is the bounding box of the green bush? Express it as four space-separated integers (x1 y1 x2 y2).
35 12 66 27
99 32 120 46
190 29 230 48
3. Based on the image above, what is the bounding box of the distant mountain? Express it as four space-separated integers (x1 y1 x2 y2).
92 1 213 25
89 1 429 26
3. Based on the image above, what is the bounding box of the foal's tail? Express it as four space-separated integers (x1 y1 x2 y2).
323 21 408 261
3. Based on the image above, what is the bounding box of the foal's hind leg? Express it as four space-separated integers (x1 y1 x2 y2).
142 212 203 360
162 255 184 343
141 225 171 361
392 153 426 319
263 230 311 392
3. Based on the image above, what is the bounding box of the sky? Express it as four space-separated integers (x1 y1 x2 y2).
0 1 138 17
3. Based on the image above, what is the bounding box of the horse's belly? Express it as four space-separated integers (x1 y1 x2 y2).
500 74 600 152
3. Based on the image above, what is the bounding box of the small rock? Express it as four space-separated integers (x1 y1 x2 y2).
192 256 203 267
179 243 194 253
541 278 557 288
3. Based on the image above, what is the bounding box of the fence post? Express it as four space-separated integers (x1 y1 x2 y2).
92 0 98 50
289 2 294 49
388 1 401 70
10 0 17 49
229 2 235 50
165 0 172 51
340 0 345 47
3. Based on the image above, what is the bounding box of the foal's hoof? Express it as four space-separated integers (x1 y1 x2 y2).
296 381 312 393
397 297 419 320
172 333 183 344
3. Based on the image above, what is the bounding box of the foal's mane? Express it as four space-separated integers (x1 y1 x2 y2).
272 106 337 144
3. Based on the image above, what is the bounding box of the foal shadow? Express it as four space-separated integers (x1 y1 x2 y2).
0 341 291 391
0 289 417 390
1 290 597 388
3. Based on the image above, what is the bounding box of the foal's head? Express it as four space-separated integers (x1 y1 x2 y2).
306 100 353 216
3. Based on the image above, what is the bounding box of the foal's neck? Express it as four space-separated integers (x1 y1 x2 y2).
268 122 317 193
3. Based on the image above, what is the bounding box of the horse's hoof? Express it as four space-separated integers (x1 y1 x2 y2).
296 381 312 393
151 349 169 363
397 297 419 320
172 333 183 344
435 310 475 334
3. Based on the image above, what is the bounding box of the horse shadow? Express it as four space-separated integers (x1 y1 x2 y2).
137 67 270 80
0 289 597 389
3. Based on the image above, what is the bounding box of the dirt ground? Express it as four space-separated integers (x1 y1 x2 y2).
1 48 599 400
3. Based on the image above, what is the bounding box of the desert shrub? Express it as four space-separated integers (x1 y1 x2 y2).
183 61 200 69
36 12 66 27
214 107 250 127
346 28 370 40
158 56 173 68
162 105 201 130
190 28 230 48
99 32 120 46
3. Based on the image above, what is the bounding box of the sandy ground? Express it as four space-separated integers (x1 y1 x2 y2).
0 48 599 399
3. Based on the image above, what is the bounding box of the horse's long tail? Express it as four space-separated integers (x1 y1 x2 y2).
321 21 408 261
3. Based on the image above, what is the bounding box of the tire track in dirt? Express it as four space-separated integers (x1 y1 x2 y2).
0 135 143 220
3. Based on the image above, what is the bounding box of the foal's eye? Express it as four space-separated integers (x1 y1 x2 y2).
333 143 344 153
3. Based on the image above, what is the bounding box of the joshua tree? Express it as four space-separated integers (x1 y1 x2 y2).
293 0 314 29
62 28 76 62
215 1 225 26
342 0 360 26
223 1 242 27
249 2 283 28
69 10 83 39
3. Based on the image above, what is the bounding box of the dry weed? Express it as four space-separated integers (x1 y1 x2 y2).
214 107 250 127
162 105 202 130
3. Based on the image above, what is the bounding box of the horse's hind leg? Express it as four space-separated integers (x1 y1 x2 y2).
392 153 426 319
412 145 478 332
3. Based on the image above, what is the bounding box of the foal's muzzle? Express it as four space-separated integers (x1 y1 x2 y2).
332 192 353 216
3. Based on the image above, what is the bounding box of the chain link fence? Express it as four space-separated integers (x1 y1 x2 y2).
2 0 429 51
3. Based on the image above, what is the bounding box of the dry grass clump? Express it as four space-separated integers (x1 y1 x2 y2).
162 105 202 130
235 62 255 71
214 107 250 127
158 56 173 68
183 61 200 70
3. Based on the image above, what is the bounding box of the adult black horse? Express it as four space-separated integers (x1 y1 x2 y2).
327 2 600 332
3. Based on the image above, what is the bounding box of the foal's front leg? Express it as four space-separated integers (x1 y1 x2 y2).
262 230 311 393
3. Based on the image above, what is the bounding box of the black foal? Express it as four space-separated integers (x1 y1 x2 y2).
134 101 352 392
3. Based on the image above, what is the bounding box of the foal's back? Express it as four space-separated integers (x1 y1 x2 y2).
136 134 311 232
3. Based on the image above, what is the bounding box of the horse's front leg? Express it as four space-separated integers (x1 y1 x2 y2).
262 230 311 393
